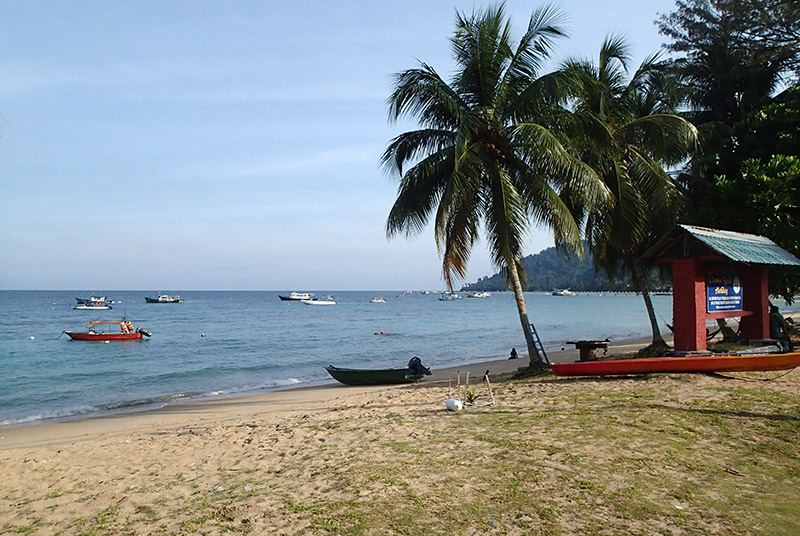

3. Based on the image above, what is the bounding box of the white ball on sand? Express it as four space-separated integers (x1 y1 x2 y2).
445 399 463 411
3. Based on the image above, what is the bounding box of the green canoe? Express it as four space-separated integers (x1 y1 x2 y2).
325 358 431 386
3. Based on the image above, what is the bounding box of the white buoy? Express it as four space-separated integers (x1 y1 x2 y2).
29 336 35 340
445 399 463 411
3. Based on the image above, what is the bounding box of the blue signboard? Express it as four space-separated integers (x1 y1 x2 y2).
706 273 743 313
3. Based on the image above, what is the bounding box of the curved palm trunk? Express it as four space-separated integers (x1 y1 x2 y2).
631 263 667 347
507 262 545 369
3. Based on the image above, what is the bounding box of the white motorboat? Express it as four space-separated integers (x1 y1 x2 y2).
466 292 492 298
369 297 387 303
552 289 576 296
302 296 336 306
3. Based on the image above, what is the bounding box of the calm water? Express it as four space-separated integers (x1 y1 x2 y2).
2 289 775 427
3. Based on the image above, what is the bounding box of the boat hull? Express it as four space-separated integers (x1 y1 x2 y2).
550 352 800 377
144 297 183 303
64 331 143 341
325 366 426 385
301 299 335 306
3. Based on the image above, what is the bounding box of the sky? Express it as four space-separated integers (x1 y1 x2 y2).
1 0 679 290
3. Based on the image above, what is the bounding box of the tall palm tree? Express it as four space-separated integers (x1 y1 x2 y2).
382 4 608 369
558 37 698 350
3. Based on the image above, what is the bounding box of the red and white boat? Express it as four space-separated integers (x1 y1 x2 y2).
550 351 800 377
64 319 152 341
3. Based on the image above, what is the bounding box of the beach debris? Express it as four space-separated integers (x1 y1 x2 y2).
446 370 496 410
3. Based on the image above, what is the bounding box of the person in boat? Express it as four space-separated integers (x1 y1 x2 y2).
770 304 791 349
120 322 129 333
509 347 518 360
126 321 135 332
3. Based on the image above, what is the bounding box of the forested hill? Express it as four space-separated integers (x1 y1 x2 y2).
461 245 639 292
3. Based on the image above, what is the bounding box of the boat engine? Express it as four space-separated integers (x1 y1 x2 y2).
137 328 152 337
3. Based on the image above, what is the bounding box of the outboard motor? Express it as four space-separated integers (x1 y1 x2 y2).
137 327 152 337
406 356 431 376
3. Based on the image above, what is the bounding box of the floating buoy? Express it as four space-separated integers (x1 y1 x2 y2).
29 336 35 340
201 333 206 337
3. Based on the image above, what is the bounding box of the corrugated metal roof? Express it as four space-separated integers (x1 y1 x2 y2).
644 225 800 266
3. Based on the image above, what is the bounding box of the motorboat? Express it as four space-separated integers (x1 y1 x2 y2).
439 293 462 301
369 297 387 303
552 289 576 296
64 317 152 341
467 292 492 298
144 294 183 303
73 301 112 310
279 292 313 301
302 296 336 306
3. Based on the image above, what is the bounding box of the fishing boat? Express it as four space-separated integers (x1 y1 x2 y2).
302 296 336 306
75 295 116 305
439 293 462 301
144 294 183 303
279 292 313 301
550 351 800 377
325 357 432 385
63 318 152 341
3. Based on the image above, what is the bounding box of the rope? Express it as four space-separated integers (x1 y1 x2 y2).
706 367 798 382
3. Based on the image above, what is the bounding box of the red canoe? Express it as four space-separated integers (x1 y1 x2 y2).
550 351 800 377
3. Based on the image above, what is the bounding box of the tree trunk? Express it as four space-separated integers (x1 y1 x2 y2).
631 263 667 347
715 318 739 341
507 261 544 369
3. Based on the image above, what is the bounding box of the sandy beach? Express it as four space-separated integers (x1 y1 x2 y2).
3 336 800 535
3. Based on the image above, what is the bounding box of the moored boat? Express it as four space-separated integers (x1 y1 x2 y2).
325 357 432 385
369 297 387 303
64 318 152 341
550 351 800 377
467 292 492 298
145 294 183 303
302 296 336 305
73 302 113 310
279 292 313 301
552 289 576 296
439 293 462 301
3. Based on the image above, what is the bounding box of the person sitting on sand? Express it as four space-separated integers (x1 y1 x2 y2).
509 347 518 360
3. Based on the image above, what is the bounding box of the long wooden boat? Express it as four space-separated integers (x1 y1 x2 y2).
550 351 800 377
326 357 432 386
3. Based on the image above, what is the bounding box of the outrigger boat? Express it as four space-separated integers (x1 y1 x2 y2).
550 351 800 377
64 318 152 341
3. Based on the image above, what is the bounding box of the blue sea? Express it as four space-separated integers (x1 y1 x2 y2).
3 290 792 427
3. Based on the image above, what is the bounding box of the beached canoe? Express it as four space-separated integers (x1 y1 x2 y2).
550 351 800 377
325 357 432 386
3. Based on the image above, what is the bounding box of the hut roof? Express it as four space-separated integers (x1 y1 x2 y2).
640 225 800 266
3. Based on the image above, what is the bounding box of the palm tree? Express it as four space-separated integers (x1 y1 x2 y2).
381 4 608 369
558 37 698 350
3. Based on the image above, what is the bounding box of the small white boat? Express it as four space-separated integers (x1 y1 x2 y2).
73 303 113 310
466 292 492 298
302 296 336 306
439 293 462 301
552 289 576 296
369 297 387 303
